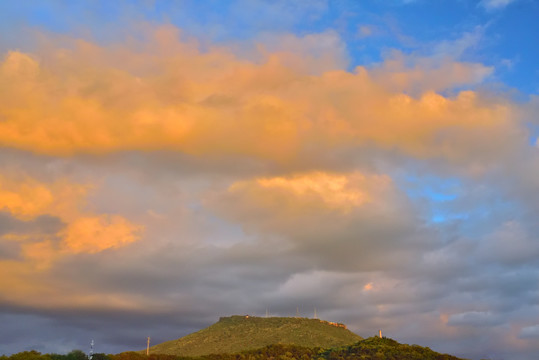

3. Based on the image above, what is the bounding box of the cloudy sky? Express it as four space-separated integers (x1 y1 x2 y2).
0 1 539 359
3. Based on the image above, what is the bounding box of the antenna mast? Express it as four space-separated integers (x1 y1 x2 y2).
147 336 151 356
89 340 94 360
266 308 269 318
296 307 300 318
314 307 317 319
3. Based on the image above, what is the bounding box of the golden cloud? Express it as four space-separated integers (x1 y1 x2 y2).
0 172 145 305
0 174 88 221
209 171 395 233
61 215 143 254
0 26 521 168
245 172 374 213
0 173 143 261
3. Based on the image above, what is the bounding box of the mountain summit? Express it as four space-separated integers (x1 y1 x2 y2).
148 315 362 356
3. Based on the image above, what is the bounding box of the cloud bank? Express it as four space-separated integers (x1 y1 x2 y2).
0 23 538 360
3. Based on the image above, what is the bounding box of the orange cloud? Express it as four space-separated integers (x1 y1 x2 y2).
0 261 53 300
0 176 54 219
363 282 374 291
0 172 145 306
209 171 395 232
20 239 58 270
62 215 143 254
0 174 88 221
0 26 521 168
253 172 370 213
0 173 143 262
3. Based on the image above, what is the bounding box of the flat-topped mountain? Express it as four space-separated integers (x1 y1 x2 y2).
147 315 362 356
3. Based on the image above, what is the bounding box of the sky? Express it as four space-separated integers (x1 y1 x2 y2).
0 0 538 359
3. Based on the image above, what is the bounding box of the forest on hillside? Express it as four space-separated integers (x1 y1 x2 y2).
1 337 468 360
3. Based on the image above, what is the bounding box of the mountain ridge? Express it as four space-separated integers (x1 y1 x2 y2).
147 315 362 356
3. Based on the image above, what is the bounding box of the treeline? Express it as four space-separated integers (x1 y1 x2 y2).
1 350 93 360
0 345 316 360
320 337 464 360
1 338 466 360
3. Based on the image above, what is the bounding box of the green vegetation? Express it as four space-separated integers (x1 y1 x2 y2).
2 338 467 360
0 351 106 360
147 316 362 357
320 337 466 360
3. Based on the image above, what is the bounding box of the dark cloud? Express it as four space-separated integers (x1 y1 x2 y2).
0 212 64 236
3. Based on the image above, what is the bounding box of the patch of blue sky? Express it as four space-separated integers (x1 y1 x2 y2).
430 213 468 224
26 4 71 33
396 173 467 225
357 0 483 45
151 0 328 43
0 1 131 49
454 196 523 239
525 123 539 146
423 188 457 202
336 1 538 96
427 191 521 235
149 1 238 42
402 174 461 202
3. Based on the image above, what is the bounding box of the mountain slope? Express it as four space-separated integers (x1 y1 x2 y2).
148 315 362 356
320 336 466 360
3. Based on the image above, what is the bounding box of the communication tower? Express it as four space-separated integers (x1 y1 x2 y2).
89 340 94 360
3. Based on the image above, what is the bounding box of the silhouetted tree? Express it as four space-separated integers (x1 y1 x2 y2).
9 351 51 360
90 354 110 360
65 350 87 360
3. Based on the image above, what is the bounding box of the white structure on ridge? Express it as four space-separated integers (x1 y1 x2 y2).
89 340 94 360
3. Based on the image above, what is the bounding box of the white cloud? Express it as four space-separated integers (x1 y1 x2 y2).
480 0 518 10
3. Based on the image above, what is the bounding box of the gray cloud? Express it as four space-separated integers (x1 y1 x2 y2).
519 325 539 339
447 311 504 327
1 14 539 360
0 212 64 236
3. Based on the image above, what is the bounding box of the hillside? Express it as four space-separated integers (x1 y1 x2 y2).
320 336 466 360
147 315 362 356
116 337 467 360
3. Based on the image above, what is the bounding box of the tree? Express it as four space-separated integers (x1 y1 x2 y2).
90 354 110 360
65 350 87 360
10 351 50 360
